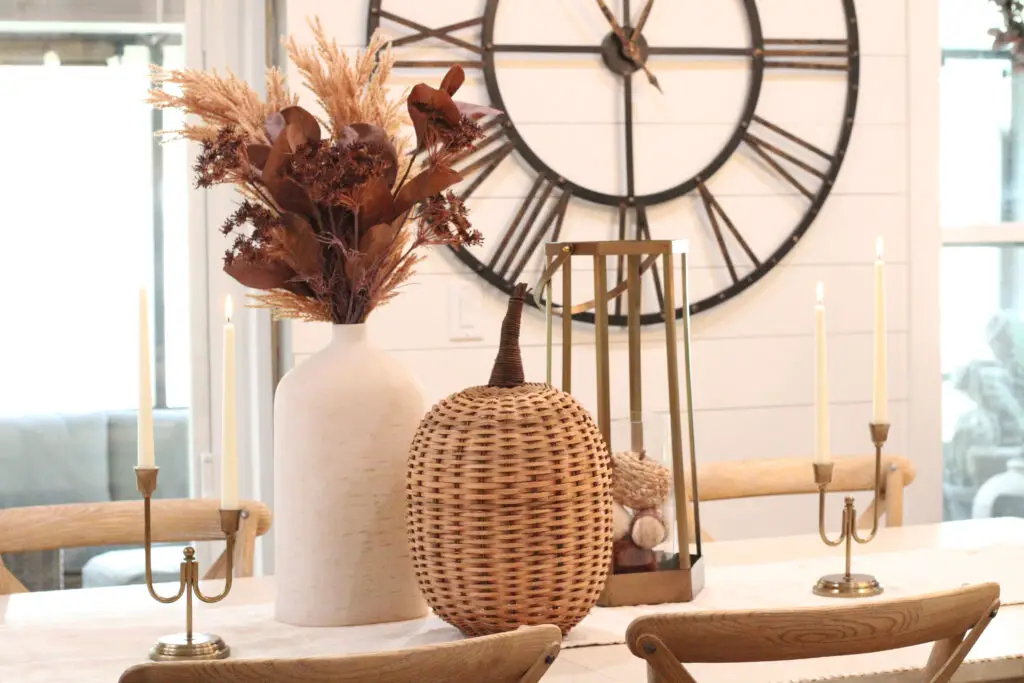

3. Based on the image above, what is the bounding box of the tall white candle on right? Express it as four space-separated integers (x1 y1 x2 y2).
814 283 831 464
872 237 889 424
138 288 155 468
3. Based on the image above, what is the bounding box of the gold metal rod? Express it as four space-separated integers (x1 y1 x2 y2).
545 253 554 385
677 253 702 558
626 254 643 453
593 254 611 447
186 560 194 641
561 247 572 392
662 253 691 570
843 498 854 579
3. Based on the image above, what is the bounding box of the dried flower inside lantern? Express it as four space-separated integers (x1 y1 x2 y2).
147 19 500 323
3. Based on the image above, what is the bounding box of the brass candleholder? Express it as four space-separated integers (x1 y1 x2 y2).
812 422 890 598
135 466 240 661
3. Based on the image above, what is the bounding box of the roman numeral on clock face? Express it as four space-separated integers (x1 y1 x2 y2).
487 175 571 283
697 181 760 284
742 115 834 200
762 38 851 71
371 10 484 69
607 203 668 319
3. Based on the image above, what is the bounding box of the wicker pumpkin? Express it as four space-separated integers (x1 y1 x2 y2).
406 284 613 636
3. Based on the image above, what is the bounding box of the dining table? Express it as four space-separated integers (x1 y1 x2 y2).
3 517 1024 683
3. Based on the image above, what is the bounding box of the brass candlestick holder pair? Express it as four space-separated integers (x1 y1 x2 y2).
812 422 890 598
135 466 240 661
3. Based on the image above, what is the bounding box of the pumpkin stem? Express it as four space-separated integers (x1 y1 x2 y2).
488 283 527 388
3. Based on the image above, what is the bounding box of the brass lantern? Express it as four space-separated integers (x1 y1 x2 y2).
538 239 704 606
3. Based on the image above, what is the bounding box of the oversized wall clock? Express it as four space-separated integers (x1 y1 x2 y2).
367 0 859 325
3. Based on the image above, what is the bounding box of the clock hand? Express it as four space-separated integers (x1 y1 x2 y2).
637 60 662 93
595 0 629 44
627 0 660 92
632 0 654 39
595 0 663 93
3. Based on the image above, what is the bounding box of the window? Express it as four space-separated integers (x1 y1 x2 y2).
940 1 1024 522
0 17 195 591
0 33 188 413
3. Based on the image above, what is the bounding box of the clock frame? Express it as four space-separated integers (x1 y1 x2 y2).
366 0 860 325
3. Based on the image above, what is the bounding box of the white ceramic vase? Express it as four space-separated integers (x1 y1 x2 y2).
273 323 428 626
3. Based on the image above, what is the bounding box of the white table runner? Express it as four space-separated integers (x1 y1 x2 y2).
2 543 1020 677
565 543 1024 647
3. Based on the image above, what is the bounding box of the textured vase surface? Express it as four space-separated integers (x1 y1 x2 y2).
274 323 428 626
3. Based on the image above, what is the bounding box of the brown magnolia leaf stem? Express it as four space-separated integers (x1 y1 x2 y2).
393 149 420 196
353 206 362 253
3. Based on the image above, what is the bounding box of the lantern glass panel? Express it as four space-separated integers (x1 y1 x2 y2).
609 415 679 574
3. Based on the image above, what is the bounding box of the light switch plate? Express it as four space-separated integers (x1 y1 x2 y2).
448 283 484 341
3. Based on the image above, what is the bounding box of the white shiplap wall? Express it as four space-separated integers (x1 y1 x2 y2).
282 0 939 540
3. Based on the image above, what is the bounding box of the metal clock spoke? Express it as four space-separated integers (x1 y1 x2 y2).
624 74 635 199
646 46 753 56
490 44 603 54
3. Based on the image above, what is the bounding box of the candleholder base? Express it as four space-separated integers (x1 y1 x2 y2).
813 573 883 598
149 632 230 661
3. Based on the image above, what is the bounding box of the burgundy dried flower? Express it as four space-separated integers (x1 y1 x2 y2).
194 127 245 188
407 65 501 153
417 191 481 247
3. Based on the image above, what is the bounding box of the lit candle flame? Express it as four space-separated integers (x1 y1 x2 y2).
816 282 824 305
876 236 884 260
225 295 233 323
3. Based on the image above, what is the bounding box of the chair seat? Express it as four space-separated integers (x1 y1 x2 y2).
81 545 186 588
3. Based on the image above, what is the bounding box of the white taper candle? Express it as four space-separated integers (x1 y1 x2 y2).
872 237 889 424
814 283 831 464
138 288 155 468
221 296 239 510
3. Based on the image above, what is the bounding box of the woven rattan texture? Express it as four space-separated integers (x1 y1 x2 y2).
407 382 613 636
611 451 672 509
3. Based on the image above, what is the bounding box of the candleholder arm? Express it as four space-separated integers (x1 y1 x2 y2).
851 422 889 544
814 463 845 547
138 469 188 603
192 510 241 603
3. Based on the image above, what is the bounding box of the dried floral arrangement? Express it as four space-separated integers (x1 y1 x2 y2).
990 0 1024 62
148 20 497 323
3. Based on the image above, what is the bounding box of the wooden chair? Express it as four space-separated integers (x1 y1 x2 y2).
626 583 1000 683
118 624 562 683
688 454 916 541
0 498 272 594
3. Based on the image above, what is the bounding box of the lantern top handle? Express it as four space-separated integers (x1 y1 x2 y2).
544 239 689 257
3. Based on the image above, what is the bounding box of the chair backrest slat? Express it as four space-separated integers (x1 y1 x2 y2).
0 499 272 592
119 624 563 683
0 499 271 553
627 583 1000 683
696 454 916 501
687 454 915 541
